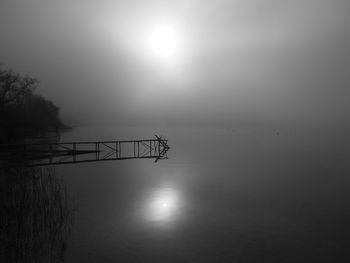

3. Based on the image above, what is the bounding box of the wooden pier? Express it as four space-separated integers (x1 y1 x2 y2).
0 135 170 167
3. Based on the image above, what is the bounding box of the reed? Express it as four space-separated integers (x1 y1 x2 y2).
0 166 76 263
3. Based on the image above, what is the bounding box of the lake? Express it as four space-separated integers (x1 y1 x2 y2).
3 125 349 262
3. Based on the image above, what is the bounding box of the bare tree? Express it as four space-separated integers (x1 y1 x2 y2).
0 68 38 108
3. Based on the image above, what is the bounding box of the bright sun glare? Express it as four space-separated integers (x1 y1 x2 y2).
147 24 180 60
145 188 179 222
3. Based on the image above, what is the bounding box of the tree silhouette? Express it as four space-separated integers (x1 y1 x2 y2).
0 68 38 108
0 67 69 142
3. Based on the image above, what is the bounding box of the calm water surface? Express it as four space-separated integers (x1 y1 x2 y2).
57 126 350 262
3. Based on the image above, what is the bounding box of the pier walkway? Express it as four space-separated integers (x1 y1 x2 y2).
0 135 170 167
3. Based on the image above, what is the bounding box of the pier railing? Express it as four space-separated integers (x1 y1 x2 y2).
0 135 170 167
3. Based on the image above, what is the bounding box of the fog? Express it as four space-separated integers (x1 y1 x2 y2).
1 0 349 128
2 2 350 261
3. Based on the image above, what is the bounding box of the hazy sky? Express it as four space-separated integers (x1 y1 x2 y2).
1 0 349 127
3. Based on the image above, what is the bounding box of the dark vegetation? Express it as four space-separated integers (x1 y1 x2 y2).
0 67 70 143
0 68 75 262
0 167 75 263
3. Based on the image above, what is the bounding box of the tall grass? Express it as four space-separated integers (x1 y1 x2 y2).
0 167 75 263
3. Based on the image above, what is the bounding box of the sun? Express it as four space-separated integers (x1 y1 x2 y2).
147 24 180 59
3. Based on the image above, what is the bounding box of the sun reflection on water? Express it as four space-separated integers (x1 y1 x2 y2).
144 187 181 224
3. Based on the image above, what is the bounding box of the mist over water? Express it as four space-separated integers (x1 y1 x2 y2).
1 0 350 261
56 126 350 262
